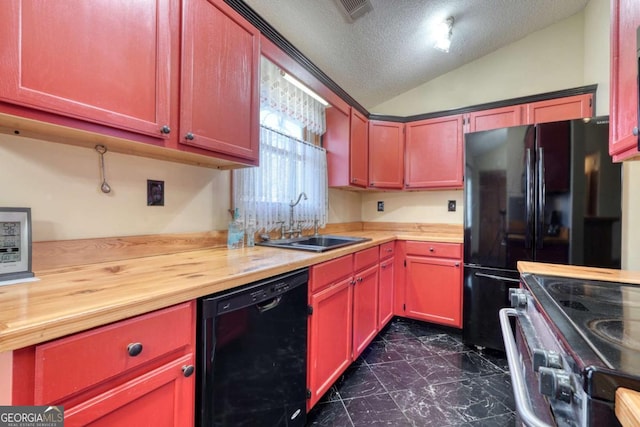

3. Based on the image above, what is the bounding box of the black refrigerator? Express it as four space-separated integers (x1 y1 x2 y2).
462 117 622 351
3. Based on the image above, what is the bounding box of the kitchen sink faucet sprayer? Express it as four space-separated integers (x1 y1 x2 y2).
288 192 308 237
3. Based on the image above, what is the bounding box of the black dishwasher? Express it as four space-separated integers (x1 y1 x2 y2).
196 268 308 427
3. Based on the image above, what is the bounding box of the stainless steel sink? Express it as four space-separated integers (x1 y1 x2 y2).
256 235 371 252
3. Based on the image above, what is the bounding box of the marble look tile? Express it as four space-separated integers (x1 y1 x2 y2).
387 337 436 361
318 385 341 403
379 319 419 342
391 378 512 426
459 411 517 426
343 393 412 426
335 363 386 399
369 360 428 392
361 340 405 364
408 355 466 385
306 400 353 427
475 373 515 411
445 352 504 379
477 349 510 372
418 334 468 355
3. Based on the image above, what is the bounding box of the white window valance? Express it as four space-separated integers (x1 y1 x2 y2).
260 57 326 136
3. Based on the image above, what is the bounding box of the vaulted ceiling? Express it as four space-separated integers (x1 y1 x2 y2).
243 0 592 110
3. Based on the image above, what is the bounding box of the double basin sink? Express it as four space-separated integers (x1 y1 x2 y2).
257 235 371 252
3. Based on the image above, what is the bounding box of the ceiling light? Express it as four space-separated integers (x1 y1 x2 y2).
434 17 454 53
282 73 330 106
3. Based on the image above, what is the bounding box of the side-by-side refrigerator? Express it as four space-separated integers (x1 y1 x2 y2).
463 118 622 351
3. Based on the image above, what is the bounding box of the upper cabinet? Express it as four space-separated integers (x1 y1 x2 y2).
524 93 593 125
0 0 173 138
0 0 259 167
180 0 260 164
325 107 369 188
350 109 369 187
405 115 464 189
610 0 640 161
465 105 524 133
368 120 404 189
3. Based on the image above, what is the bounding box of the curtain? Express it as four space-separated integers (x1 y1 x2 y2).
260 57 326 136
233 126 328 233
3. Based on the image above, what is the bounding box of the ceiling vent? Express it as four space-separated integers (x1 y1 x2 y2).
334 0 373 22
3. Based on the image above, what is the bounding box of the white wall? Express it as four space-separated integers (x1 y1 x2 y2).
0 134 230 241
361 190 463 223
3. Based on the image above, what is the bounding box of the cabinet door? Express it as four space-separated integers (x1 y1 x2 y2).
378 257 395 330
0 0 173 138
64 354 194 427
368 120 404 188
180 0 260 164
404 256 462 328
525 94 593 125
352 264 379 358
465 105 523 133
610 0 640 161
350 109 369 187
326 107 351 187
307 278 353 409
405 115 464 189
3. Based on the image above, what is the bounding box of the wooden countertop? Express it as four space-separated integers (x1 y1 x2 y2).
517 261 640 284
617 388 640 427
0 230 462 353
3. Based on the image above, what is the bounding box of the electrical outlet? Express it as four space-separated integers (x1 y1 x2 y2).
377 201 384 212
147 180 164 206
448 200 456 212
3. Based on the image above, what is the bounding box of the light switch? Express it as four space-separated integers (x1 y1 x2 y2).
377 201 384 212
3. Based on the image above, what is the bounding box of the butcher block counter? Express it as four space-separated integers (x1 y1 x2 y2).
0 227 462 353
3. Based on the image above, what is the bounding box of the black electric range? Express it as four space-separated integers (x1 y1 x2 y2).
501 274 640 426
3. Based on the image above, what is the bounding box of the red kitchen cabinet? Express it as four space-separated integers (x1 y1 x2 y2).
179 0 260 164
465 105 524 133
524 94 593 125
352 248 380 358
0 0 174 139
325 107 369 188
368 120 404 189
378 242 395 330
307 247 380 409
6 302 196 426
401 242 463 328
64 354 194 427
405 115 464 189
610 0 640 161
307 255 354 409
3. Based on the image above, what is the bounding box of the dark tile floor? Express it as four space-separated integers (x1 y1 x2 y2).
306 317 516 427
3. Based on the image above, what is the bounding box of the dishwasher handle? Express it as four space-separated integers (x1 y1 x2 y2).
474 272 521 283
500 308 553 427
256 296 282 313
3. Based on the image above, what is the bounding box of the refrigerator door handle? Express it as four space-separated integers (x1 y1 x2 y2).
525 149 534 249
474 272 521 283
536 147 546 249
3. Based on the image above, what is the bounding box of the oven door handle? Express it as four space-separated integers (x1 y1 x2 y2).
500 308 553 427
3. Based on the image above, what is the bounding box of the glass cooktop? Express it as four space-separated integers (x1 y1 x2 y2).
523 274 640 374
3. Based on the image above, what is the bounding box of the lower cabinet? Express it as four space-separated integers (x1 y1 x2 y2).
377 242 395 329
399 241 463 328
307 247 380 409
8 302 196 426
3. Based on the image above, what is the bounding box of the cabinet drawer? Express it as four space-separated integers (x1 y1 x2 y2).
379 242 395 260
310 254 353 294
34 302 194 404
405 241 461 259
354 247 379 271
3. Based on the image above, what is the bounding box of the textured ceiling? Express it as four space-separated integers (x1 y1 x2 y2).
243 0 591 110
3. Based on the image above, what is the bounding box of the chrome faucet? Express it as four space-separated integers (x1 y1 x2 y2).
288 192 308 237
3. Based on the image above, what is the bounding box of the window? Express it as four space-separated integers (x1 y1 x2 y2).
233 57 328 234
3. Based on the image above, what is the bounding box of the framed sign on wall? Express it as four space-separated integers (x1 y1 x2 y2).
0 207 34 282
